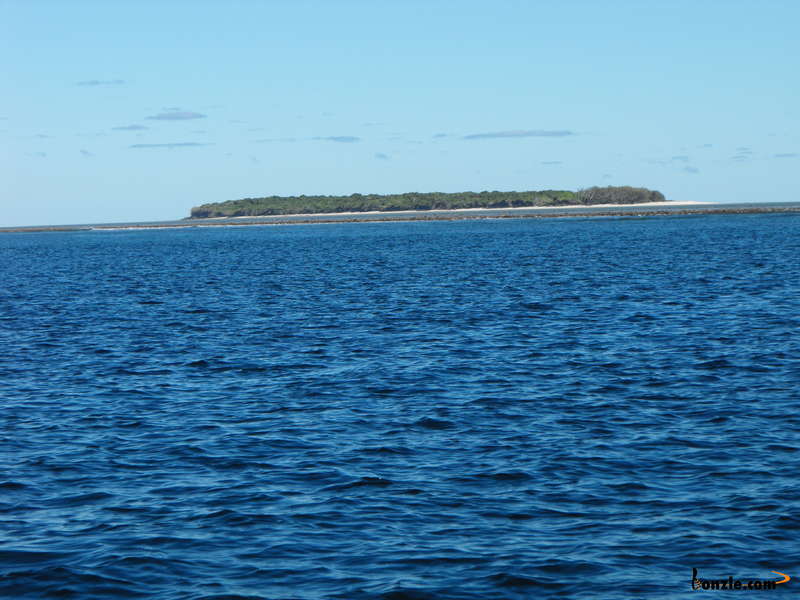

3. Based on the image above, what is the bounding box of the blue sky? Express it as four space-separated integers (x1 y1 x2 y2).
2 0 798 226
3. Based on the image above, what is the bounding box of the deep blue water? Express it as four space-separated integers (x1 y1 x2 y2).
1 214 799 599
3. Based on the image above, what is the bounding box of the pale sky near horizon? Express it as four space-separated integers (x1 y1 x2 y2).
2 0 798 226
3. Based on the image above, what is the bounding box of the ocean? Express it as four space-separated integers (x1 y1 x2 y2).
1 212 798 599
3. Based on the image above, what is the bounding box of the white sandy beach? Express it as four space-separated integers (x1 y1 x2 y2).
212 200 717 220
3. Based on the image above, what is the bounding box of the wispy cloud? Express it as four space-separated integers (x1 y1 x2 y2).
375 153 390 160
112 124 148 131
463 129 574 140
773 152 797 158
76 79 124 86
313 136 360 143
80 149 93 158
146 111 206 121
130 142 209 149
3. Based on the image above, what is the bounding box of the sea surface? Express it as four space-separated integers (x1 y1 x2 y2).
1 213 799 599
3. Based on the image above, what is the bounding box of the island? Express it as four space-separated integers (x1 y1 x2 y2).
189 186 666 218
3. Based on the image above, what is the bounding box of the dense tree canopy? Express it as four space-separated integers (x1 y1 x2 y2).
189 187 665 218
576 186 665 205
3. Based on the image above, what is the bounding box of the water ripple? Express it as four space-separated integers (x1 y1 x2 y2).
1 214 799 598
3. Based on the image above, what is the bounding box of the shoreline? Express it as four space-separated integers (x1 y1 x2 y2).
209 200 713 220
3 202 800 233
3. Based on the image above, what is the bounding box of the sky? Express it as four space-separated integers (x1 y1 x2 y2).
2 0 799 226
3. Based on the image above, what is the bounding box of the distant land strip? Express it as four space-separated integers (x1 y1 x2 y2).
4 205 800 233
189 186 664 218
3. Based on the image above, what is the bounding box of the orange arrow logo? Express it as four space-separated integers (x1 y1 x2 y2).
772 571 790 585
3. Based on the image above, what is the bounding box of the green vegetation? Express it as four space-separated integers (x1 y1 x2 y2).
189 186 666 218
